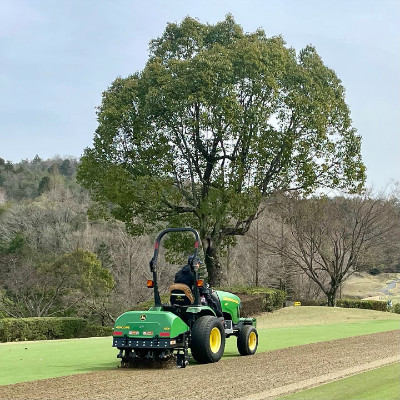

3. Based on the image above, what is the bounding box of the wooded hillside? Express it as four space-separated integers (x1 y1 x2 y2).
0 156 399 323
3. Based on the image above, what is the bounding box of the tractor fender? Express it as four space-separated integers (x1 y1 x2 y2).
237 317 257 329
186 306 216 317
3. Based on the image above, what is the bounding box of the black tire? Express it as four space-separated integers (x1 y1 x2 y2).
190 316 225 363
237 325 258 356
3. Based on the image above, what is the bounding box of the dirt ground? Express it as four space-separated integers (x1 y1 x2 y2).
0 330 399 400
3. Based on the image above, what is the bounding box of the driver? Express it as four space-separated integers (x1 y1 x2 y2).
174 255 199 288
174 256 222 317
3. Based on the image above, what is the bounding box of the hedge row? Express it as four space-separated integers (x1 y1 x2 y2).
218 286 286 317
293 298 327 306
0 317 112 342
336 298 388 312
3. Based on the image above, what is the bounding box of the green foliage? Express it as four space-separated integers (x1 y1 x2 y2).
0 249 114 319
59 159 74 177
78 15 365 285
218 286 286 315
6 232 25 254
41 249 115 298
262 288 287 311
336 298 388 312
162 231 201 264
0 156 79 201
0 232 25 255
391 303 400 314
0 317 113 342
79 323 113 338
38 176 51 195
368 267 381 275
295 298 327 306
0 317 88 342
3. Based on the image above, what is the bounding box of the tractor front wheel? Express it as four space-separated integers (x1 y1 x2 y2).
190 316 225 363
237 325 258 356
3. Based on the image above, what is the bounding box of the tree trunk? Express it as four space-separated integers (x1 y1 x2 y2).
327 290 337 307
202 237 223 287
255 217 259 286
326 277 340 307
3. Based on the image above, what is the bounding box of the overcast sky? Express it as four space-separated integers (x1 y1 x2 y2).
1 0 399 190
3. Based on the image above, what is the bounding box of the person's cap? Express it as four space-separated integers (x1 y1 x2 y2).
188 255 203 265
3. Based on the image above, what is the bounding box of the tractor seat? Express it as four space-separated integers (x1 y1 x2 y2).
169 283 194 306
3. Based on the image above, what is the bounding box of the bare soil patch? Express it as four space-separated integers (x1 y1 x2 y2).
0 330 399 400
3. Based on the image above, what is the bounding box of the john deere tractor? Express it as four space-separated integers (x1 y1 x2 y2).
112 228 258 368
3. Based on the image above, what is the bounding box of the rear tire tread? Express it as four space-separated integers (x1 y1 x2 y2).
190 316 225 363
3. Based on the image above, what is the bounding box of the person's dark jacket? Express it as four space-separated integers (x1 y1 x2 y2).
174 264 195 288
174 264 222 317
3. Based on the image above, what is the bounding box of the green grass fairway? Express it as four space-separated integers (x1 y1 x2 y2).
1 318 398 385
0 337 117 385
279 362 400 400
224 319 399 356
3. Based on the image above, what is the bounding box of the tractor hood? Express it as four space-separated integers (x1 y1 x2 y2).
214 290 241 323
113 310 189 339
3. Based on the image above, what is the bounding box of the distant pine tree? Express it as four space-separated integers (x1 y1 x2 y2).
38 176 51 195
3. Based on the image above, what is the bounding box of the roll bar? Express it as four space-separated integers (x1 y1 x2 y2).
149 228 201 306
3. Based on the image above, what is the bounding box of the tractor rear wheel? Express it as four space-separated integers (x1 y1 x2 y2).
237 325 258 356
190 316 225 363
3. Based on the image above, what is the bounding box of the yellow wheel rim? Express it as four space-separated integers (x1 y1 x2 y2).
210 327 221 353
248 331 257 351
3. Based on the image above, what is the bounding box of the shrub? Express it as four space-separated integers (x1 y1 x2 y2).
261 288 287 312
218 286 286 316
368 267 381 276
0 317 112 342
295 298 327 306
238 295 266 317
391 303 400 314
79 324 113 338
336 298 388 312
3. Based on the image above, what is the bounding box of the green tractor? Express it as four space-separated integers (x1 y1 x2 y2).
112 228 258 368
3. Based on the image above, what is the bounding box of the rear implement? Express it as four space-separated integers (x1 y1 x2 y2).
113 310 189 367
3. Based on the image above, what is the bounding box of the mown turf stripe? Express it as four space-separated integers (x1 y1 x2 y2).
278 362 400 400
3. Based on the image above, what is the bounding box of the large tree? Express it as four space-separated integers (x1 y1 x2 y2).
78 15 365 286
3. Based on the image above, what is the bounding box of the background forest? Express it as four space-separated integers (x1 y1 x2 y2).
0 156 399 324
